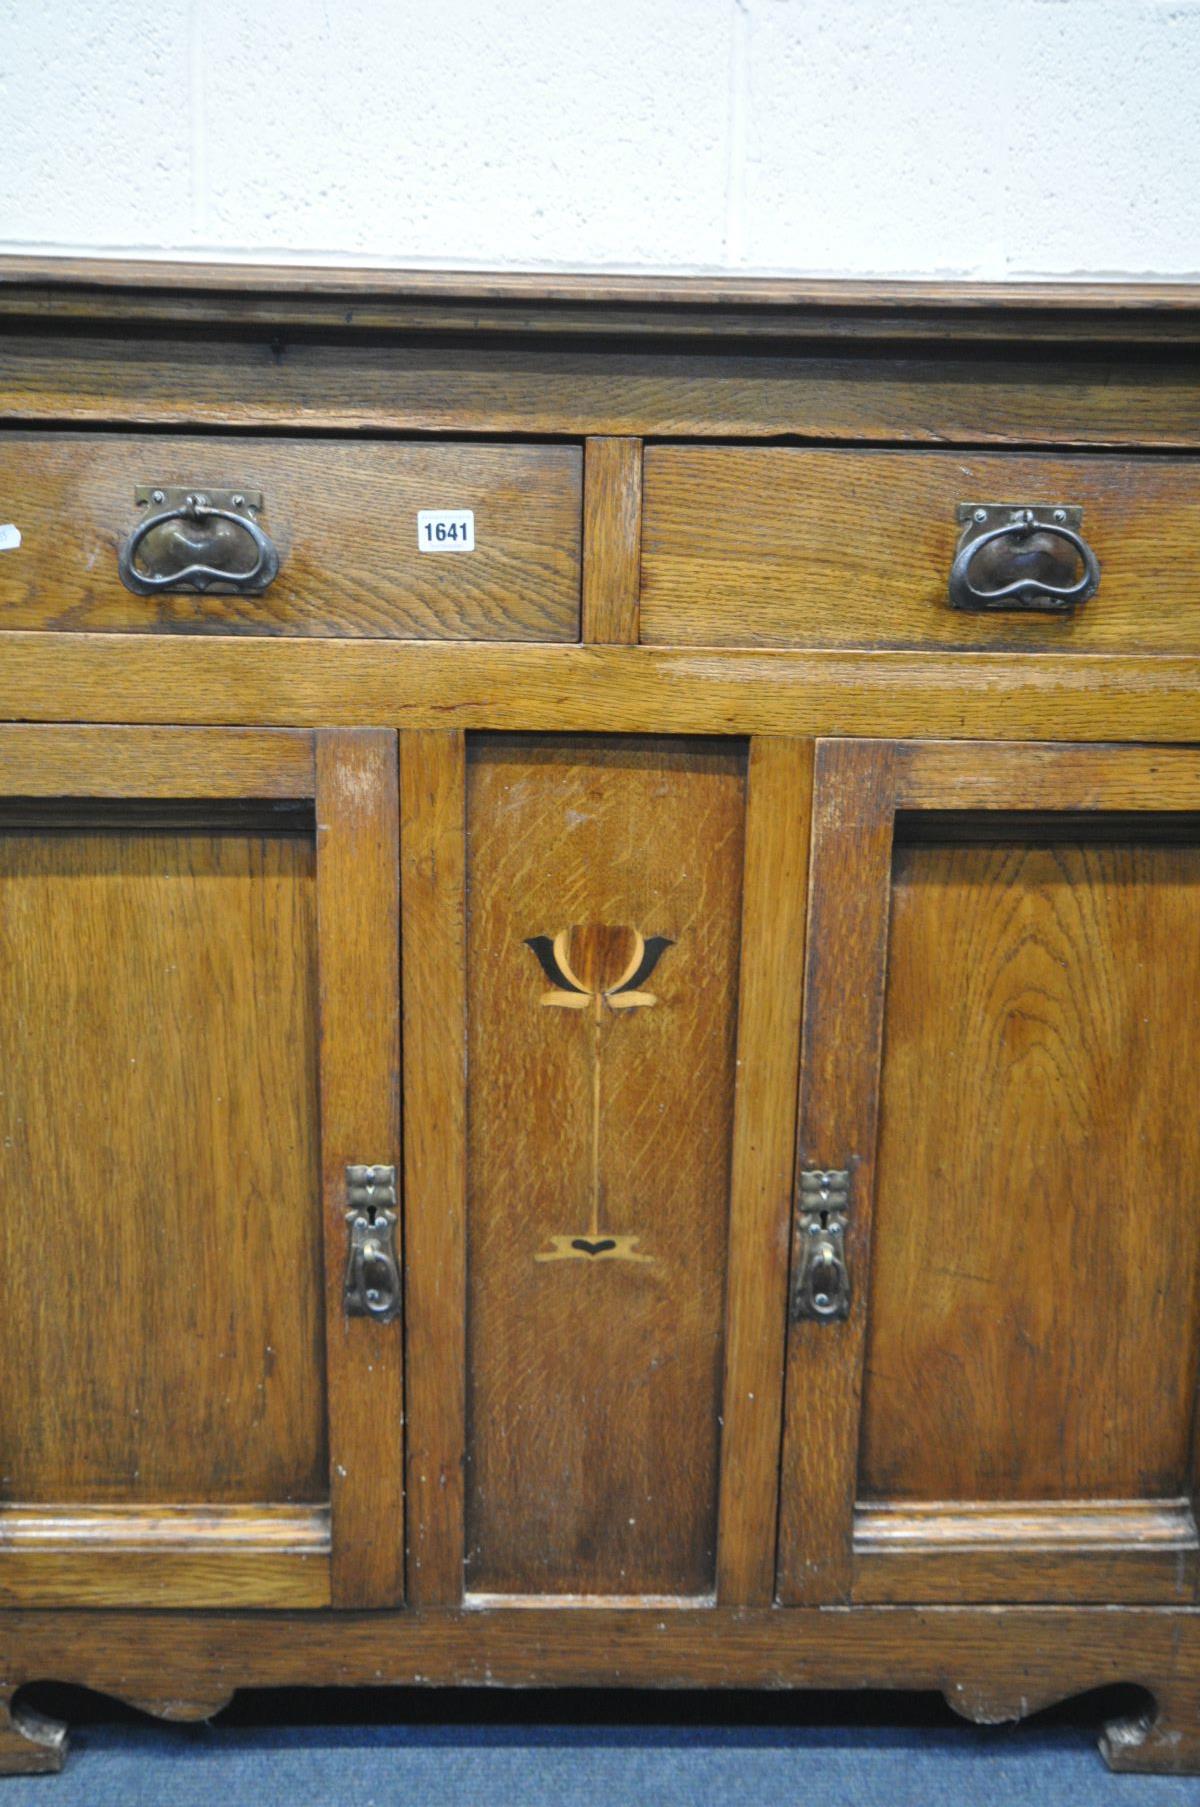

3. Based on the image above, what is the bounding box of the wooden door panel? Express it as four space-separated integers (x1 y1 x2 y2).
863 836 1200 1506
464 735 745 1598
0 726 401 1609
779 740 1200 1608
0 821 325 1506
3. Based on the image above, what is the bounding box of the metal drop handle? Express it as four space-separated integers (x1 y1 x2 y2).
117 487 280 596
949 505 1100 614
792 1168 852 1324
343 1165 401 1324
800 1232 849 1319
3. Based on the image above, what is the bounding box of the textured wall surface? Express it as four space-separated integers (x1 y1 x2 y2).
2 0 1198 276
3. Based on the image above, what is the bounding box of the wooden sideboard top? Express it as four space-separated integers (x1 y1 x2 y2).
2 254 1200 343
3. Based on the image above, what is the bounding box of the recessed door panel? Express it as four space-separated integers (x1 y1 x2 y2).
863 835 1200 1508
0 820 325 1507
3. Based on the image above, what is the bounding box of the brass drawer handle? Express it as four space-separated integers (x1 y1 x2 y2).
949 504 1100 614
117 486 280 596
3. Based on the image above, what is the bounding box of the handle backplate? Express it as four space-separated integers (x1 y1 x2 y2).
118 486 280 596
792 1168 851 1324
950 503 1100 614
344 1165 401 1324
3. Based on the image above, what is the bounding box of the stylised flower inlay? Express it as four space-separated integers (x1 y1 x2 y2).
524 922 674 1264
524 923 673 1011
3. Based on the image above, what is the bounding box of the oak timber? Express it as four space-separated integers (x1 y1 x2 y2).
399 730 469 1606
3 256 1200 344
581 438 642 643
0 434 582 641
642 448 1200 654
715 738 812 1604
3 1605 1200 1775
464 736 744 1597
2 262 1200 1777
5 330 1199 443
314 732 405 1607
9 638 1200 742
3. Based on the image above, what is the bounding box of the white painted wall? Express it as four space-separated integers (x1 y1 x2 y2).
2 0 1198 278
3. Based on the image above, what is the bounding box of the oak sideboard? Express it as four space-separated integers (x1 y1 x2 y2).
1 258 1199 1774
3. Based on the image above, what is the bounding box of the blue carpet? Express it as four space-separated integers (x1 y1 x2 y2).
9 1687 1200 1804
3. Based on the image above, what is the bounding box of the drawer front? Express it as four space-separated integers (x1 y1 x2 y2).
642 447 1200 652
0 434 581 639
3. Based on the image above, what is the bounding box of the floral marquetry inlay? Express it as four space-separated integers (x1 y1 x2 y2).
524 923 673 1263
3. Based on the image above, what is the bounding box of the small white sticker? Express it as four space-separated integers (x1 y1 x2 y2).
0 525 20 552
417 509 475 552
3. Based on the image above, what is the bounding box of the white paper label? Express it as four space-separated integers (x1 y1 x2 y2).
417 509 475 552
0 525 20 552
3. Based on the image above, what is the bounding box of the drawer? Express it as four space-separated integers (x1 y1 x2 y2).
641 448 1200 652
0 434 581 639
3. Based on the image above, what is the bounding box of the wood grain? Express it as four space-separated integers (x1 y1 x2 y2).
314 731 405 1608
0 725 314 796
0 1504 329 1548
643 448 1200 652
894 738 1200 810
10 637 1200 744
400 730 468 1606
5 332 1199 445
5 270 1200 1768
0 434 581 641
716 738 812 1604
4 254 1199 323
0 823 326 1511
0 1554 327 1610
4 1603 1200 1773
464 736 745 1597
2 1596 1198 1685
777 742 1200 1612
862 836 1200 1506
9 291 1200 346
581 438 641 644
854 1552 1196 1608
857 1498 1198 1546
854 1500 1197 1605
776 741 897 1605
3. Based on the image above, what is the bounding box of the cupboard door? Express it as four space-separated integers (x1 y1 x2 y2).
402 733 808 1606
0 726 402 1608
778 739 1200 1606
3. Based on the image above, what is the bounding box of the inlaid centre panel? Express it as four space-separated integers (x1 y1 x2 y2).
464 735 746 1598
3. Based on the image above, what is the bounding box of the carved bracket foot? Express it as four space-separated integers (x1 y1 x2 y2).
943 1680 1061 1727
0 1690 68 1775
126 1692 234 1724
945 1673 1200 1775
1101 1681 1200 1775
